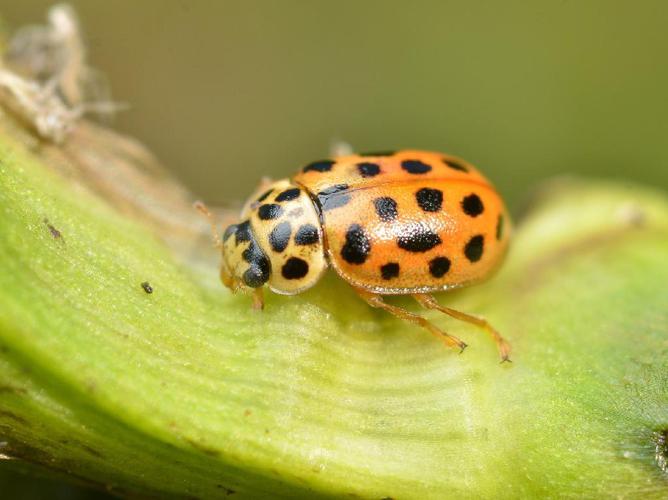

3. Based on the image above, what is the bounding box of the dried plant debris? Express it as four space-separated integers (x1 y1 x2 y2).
0 3 124 143
329 139 354 157
43 217 63 241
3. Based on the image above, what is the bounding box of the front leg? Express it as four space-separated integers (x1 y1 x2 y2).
251 287 265 311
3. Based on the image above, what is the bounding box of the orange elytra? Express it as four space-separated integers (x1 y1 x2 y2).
198 150 512 361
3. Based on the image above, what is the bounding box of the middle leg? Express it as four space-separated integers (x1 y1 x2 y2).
354 287 467 353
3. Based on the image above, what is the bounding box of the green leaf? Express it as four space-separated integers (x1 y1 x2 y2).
0 118 666 499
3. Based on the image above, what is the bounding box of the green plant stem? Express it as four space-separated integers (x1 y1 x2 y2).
0 114 667 498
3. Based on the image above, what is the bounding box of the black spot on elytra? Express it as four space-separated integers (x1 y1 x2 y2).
356 162 381 177
461 193 484 217
429 256 451 278
241 241 271 287
282 257 309 279
303 160 334 173
496 214 504 240
443 158 469 172
294 224 319 245
269 221 292 252
416 188 443 212
256 189 273 202
360 151 396 157
401 159 432 174
380 262 400 280
317 184 351 211
275 188 301 202
234 220 252 244
341 224 371 264
374 197 398 222
397 225 442 252
464 235 484 262
258 204 283 220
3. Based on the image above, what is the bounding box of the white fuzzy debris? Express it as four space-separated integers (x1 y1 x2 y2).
0 69 80 143
329 139 354 157
0 3 125 143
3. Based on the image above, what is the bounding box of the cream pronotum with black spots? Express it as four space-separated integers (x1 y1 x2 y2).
221 179 327 295
217 150 513 361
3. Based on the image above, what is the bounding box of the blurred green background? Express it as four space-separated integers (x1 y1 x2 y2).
3 0 668 208
1 1 667 497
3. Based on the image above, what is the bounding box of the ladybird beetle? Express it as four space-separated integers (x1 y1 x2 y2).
198 150 511 361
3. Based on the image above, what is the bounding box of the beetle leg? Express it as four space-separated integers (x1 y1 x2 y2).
354 288 467 353
413 294 511 362
251 287 265 311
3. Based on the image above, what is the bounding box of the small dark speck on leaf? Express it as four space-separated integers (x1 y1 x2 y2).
80 443 103 458
43 218 63 241
185 438 221 457
141 281 153 294
216 485 236 495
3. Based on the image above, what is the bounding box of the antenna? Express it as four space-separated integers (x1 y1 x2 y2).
193 201 223 249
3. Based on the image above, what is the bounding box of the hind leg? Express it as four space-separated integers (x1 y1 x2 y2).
413 294 511 362
354 288 467 353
